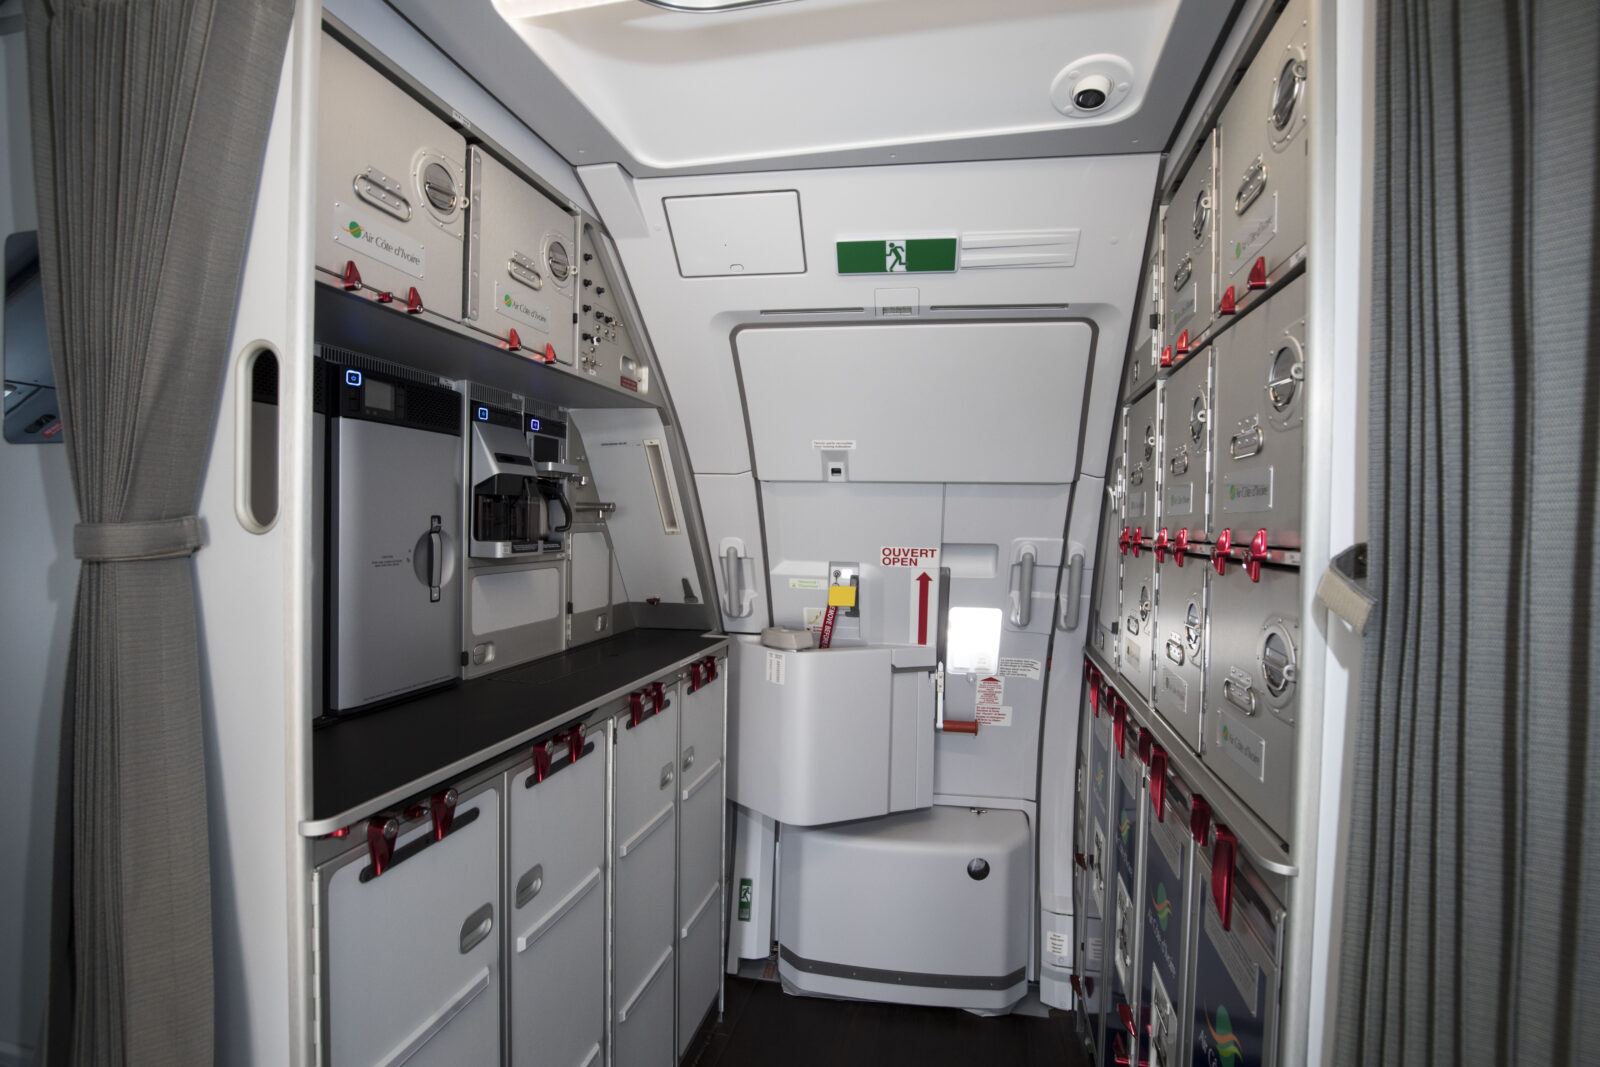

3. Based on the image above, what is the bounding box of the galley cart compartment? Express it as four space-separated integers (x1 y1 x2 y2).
1203 563 1300 841
777 806 1031 1012
506 719 606 1067
1192 828 1284 1067
1126 241 1161 399
613 688 680 1066
318 774 501 1067
316 35 467 317
1161 346 1214 545
1104 728 1148 1067
1217 0 1311 294
323 359 462 713
1123 387 1160 539
1211 275 1306 551
1163 131 1218 357
729 638 934 826
1119 545 1157 704
466 147 576 362
677 655 727 1052
1153 555 1207 753
1140 762 1199 1067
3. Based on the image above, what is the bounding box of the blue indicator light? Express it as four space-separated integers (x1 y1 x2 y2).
528 417 541 432
477 407 489 422
344 370 362 387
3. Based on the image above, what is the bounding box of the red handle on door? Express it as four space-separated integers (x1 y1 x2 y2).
1087 664 1102 716
1149 747 1168 822
1154 528 1169 563
1112 699 1127 758
1212 529 1233 576
531 740 553 783
703 656 719 683
1138 727 1154 767
1120 528 1132 556
1247 528 1269 583
688 661 703 693
941 719 980 734
1119 1002 1137 1035
567 722 587 764
628 691 645 728
429 788 457 842
1174 528 1190 567
1212 825 1238 931
1131 527 1143 558
366 815 399 878
1190 793 1212 847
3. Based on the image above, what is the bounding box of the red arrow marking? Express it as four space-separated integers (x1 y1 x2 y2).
916 571 932 644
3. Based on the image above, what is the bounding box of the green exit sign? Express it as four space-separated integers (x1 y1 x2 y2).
836 238 958 275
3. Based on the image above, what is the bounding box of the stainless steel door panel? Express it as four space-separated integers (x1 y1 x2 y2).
1210 275 1306 550
1160 347 1213 545
330 418 462 710
1124 388 1160 537
1163 131 1218 354
1202 564 1300 841
316 36 467 316
1153 558 1207 754
1092 441 1126 669
1218 0 1311 291
1126 243 1161 399
1118 547 1157 702
466 148 577 361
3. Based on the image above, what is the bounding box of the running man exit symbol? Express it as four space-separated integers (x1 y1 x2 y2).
887 241 907 272
738 878 753 921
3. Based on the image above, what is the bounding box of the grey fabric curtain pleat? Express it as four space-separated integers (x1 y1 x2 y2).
25 0 294 1062
1337 1 1600 1064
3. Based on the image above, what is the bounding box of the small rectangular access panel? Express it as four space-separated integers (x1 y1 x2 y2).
837 238 958 274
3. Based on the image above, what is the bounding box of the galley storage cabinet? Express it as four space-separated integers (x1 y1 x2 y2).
677 656 727 1052
1163 130 1218 357
612 685 681 1066
506 718 608 1067
1191 830 1285 1067
1139 760 1199 1067
1103 718 1148 1067
316 34 467 317
318 775 501 1067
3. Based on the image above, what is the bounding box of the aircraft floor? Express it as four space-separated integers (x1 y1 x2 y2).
687 976 1088 1066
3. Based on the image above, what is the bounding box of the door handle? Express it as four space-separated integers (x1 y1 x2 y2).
458 902 493 954
1223 678 1258 714
1058 552 1085 631
1235 155 1267 215
1230 426 1263 459
1010 546 1037 627
427 515 443 602
1165 638 1185 665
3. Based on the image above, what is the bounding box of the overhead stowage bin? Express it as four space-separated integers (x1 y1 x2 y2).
728 636 934 826
733 321 1093 484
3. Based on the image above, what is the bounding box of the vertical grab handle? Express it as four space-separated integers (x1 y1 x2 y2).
1058 552 1085 631
721 545 751 618
1009 546 1037 627
427 516 443 602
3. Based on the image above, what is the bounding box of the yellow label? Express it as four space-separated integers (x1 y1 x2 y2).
827 585 857 607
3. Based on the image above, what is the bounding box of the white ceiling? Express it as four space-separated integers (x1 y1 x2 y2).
386 0 1239 176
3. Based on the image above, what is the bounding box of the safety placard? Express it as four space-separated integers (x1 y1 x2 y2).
998 657 1042 680
977 705 1013 727
976 676 1005 710
811 439 857 450
765 650 787 686
789 578 826 590
837 238 958 274
881 546 939 568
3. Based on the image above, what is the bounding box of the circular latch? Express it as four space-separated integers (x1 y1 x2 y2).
1172 254 1193 292
1267 341 1304 411
1184 601 1203 655
546 239 571 284
1143 424 1156 463
1192 187 1211 241
1271 58 1307 133
1138 583 1151 622
1259 625 1298 699
967 858 991 881
421 161 457 214
1190 395 1208 444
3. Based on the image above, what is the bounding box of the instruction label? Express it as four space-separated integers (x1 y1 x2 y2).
812 439 856 450
998 657 1042 680
765 650 787 686
976 705 1013 727
789 578 826 590
880 546 939 568
1044 930 1069 962
331 205 425 279
976 676 1005 711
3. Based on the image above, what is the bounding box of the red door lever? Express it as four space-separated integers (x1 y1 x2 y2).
628 691 645 728
1247 528 1269 582
1248 256 1268 290
1190 794 1213 847
689 661 703 693
366 815 399 878
1212 825 1238 930
429 788 457 841
1120 527 1132 556
1212 529 1233 576
1219 284 1237 315
1138 727 1154 767
531 740 553 783
1149 747 1168 822
703 656 719 683
1175 329 1191 356
1154 528 1169 563
342 260 362 291
1131 527 1143 558
567 722 587 763
1087 665 1103 716
1112 698 1128 758
506 328 522 353
405 286 424 314
1174 528 1190 567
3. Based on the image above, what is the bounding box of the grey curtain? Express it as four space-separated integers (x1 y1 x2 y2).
26 0 294 1062
1337 1 1600 1064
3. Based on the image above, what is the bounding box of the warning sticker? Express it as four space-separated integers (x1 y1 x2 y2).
765 650 786 686
976 676 1005 710
880 546 939 568
812 439 857 451
998 657 1042 680
1044 930 1069 961
976 705 1013 727
789 578 826 590
802 607 825 634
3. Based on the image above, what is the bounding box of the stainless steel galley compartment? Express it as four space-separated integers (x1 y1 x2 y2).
1140 756 1201 1067
1160 342 1214 546
463 396 569 678
465 146 577 364
1217 0 1311 301
1190 820 1285 1067
1118 385 1161 700
315 769 502 1066
1125 240 1161 400
1202 559 1299 842
505 712 607 1067
1163 129 1218 360
322 354 462 714
316 33 467 318
1210 273 1306 553
1153 548 1207 754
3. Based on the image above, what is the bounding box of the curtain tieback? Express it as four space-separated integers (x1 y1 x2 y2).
74 517 205 562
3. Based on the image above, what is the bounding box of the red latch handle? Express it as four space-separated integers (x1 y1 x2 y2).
1119 527 1132 556
1160 345 1173 368
342 260 363 291
532 740 553 783
1174 528 1190 567
1074 852 1089 871
1112 698 1128 758
628 691 645 728
1247 528 1269 582
376 290 394 304
1119 1002 1137 1036
1212 528 1233 576
1212 825 1238 930
650 682 665 714
429 788 457 841
1112 1032 1148 1067
1219 284 1237 315
405 286 424 314
703 655 719 683
689 661 703 693
1175 328 1191 356
1154 528 1169 563
1149 747 1168 822
506 328 522 353
1087 664 1102 716
543 342 557 364
567 723 586 764
366 815 399 878
1138 727 1154 767
940 718 980 734
1248 256 1268 290
1190 793 1213 847
1069 974 1094 998
1131 527 1143 558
